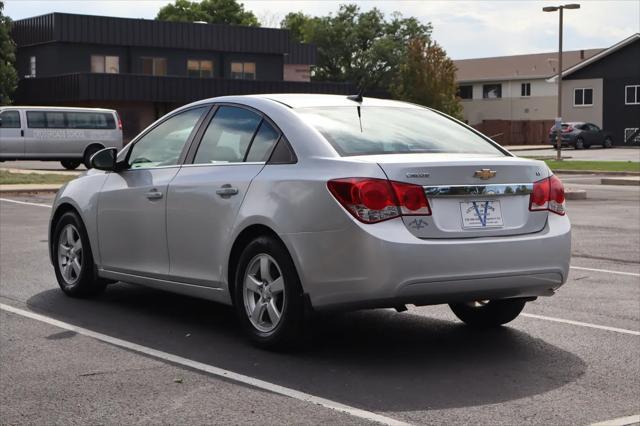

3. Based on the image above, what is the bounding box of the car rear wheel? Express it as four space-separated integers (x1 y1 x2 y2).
603 137 613 148
52 211 107 298
60 160 81 170
575 138 585 150
234 236 304 349
449 299 526 328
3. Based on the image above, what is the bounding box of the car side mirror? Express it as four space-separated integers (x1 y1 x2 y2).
90 147 117 171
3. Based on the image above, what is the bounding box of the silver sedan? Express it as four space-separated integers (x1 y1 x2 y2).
48 94 571 348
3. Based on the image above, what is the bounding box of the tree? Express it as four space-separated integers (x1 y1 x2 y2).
157 0 259 27
281 5 432 91
0 0 17 105
390 38 462 118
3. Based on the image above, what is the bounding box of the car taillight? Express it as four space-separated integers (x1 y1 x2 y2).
529 175 565 216
116 113 122 130
561 126 573 133
327 178 431 224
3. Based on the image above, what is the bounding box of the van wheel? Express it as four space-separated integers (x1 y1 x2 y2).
234 236 305 349
52 211 107 298
60 160 81 170
449 299 526 328
83 145 104 169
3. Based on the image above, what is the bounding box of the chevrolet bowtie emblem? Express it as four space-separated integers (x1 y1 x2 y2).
474 169 497 180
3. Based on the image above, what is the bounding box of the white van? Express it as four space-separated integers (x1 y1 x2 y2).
0 106 123 169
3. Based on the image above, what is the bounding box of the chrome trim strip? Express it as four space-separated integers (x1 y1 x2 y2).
423 183 533 197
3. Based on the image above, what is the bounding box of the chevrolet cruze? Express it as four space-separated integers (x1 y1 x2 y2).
49 94 571 348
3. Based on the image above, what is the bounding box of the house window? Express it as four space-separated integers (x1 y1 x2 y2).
482 84 502 99
142 57 167 76
91 55 119 73
574 88 593 106
521 82 531 97
187 60 213 78
29 56 36 77
457 85 473 100
624 128 640 144
625 85 640 105
230 62 256 80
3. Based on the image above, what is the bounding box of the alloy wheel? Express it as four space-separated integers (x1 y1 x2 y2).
58 224 83 286
243 253 286 333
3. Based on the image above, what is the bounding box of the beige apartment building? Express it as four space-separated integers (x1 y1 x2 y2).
454 49 602 144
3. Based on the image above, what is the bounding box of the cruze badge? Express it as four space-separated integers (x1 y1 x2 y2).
474 169 497 180
406 172 430 178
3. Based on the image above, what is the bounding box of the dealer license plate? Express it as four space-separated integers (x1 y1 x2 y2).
460 200 504 229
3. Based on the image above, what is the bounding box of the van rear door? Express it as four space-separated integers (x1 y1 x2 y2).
0 109 25 158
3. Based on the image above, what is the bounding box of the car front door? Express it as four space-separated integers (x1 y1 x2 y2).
0 110 24 158
97 106 209 278
166 105 281 288
587 123 604 145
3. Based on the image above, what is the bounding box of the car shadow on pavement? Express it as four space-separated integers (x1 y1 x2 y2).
26 282 586 413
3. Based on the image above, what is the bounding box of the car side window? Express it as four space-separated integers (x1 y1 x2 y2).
193 106 262 164
246 120 280 162
128 107 207 169
0 111 21 128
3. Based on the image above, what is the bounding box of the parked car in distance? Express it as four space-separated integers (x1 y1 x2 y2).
48 94 571 349
0 106 123 169
548 121 613 149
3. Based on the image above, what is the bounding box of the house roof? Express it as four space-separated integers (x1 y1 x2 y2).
454 49 603 83
549 33 640 81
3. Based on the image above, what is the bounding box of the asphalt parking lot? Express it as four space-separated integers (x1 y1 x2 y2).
1 176 639 425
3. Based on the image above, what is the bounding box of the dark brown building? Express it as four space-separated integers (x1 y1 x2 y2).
11 13 354 140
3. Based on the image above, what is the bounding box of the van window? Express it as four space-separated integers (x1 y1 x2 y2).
26 111 116 129
26 111 46 128
67 112 116 129
0 110 21 128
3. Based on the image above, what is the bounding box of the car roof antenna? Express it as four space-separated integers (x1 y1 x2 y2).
346 86 365 103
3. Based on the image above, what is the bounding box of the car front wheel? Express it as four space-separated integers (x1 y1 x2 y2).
234 236 305 349
449 299 526 328
575 137 585 150
60 160 81 170
52 211 107 297
603 137 613 148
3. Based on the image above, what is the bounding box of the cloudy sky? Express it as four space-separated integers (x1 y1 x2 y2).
4 0 639 59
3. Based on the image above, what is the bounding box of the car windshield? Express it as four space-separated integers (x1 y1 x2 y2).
295 106 505 157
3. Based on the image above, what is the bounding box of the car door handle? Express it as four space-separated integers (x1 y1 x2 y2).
216 185 239 197
145 189 163 200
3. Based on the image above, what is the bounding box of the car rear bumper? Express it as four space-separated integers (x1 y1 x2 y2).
283 214 571 310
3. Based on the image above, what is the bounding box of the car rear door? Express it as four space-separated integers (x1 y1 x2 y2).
166 105 280 288
0 109 24 158
97 106 209 277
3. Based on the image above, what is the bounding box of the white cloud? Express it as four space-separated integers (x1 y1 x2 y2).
4 0 639 59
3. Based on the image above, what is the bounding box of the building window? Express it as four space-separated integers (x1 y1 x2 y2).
187 60 213 78
230 62 256 80
29 56 36 77
482 84 502 99
142 57 167 76
521 82 531 97
574 88 593 106
91 55 119 74
624 128 640 144
457 85 473 100
625 85 640 105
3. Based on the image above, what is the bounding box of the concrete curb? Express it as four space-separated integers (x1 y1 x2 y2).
1 167 81 176
0 184 62 195
504 145 552 152
565 189 588 200
554 170 640 176
601 177 640 186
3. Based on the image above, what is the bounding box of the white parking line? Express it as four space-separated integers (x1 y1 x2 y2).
591 414 640 426
571 266 640 278
0 303 409 426
0 198 52 208
521 313 640 336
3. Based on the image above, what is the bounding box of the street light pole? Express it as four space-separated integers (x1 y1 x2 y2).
543 4 580 161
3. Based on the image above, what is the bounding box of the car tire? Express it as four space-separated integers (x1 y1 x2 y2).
234 235 305 349
449 299 526 328
60 160 81 170
52 211 107 298
83 145 104 169
575 138 585 150
603 137 613 148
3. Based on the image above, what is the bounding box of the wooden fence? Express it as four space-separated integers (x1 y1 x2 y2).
473 120 555 146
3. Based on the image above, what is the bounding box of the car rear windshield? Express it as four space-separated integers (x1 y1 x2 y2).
295 106 505 156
